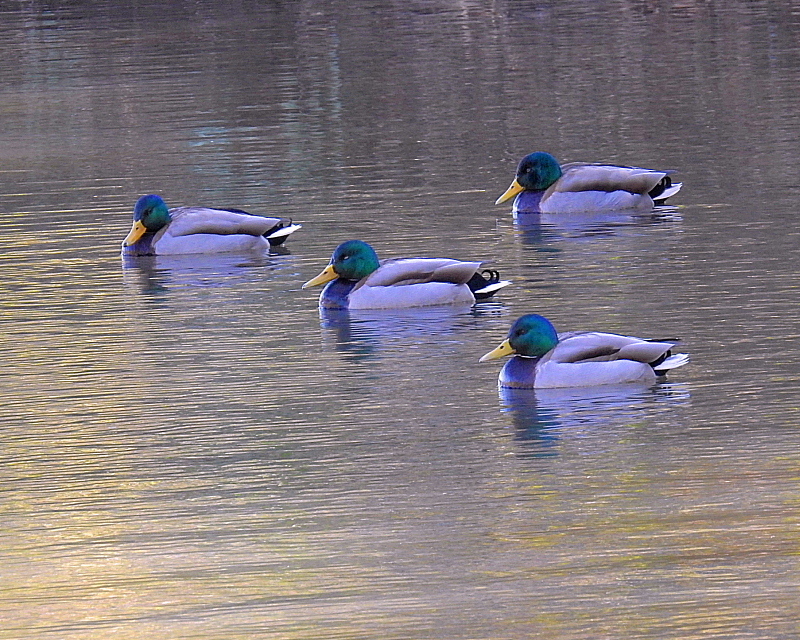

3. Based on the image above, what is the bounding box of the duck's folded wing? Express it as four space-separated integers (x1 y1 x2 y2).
167 207 287 237
616 340 678 363
364 258 482 287
556 164 666 195
551 332 675 364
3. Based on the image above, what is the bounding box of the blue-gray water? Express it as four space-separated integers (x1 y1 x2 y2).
2 1 800 638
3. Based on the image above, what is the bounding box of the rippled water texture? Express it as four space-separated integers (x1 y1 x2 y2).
2 1 800 638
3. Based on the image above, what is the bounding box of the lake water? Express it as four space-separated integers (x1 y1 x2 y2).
2 1 800 638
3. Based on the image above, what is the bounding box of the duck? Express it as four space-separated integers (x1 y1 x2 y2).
121 194 301 256
480 314 689 389
495 152 682 214
302 240 511 309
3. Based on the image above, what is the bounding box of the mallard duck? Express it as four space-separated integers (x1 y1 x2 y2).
302 240 511 309
480 314 689 389
121 194 301 256
495 152 682 214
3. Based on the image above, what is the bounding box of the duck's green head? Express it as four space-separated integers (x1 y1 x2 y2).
123 195 172 246
302 240 380 288
495 152 563 204
480 314 559 361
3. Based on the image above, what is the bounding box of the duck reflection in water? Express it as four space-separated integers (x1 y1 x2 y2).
121 252 290 299
319 303 503 364
499 383 691 458
513 208 683 244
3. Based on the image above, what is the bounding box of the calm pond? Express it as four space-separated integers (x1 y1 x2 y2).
2 1 800 638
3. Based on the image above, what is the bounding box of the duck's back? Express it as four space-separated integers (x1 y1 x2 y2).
556 164 667 195
166 207 284 237
151 207 285 254
535 164 666 214
549 332 673 364
364 258 482 287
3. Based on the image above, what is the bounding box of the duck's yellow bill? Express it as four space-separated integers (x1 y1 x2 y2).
302 264 338 289
123 220 148 246
479 339 516 362
494 179 525 205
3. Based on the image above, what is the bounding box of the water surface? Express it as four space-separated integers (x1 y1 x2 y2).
2 1 800 638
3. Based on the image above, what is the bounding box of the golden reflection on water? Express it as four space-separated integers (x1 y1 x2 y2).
3 0 800 638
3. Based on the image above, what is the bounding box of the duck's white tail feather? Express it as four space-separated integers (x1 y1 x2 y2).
266 223 302 239
654 353 689 373
473 280 512 295
655 182 682 202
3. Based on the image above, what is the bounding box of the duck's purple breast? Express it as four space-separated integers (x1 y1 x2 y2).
513 190 544 214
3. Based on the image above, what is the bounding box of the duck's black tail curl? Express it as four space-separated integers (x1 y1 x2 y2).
649 175 683 205
648 176 672 201
468 269 511 300
650 349 691 376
